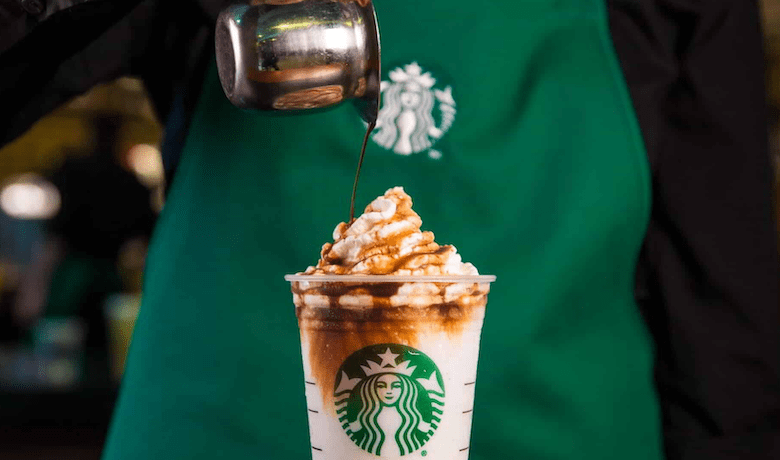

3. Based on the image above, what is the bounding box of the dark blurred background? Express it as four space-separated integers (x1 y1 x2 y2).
0 76 162 459
0 2 779 460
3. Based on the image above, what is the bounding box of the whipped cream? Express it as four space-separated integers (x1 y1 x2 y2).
304 187 478 275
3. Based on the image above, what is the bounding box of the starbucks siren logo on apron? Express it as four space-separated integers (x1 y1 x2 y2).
372 62 456 160
335 343 444 456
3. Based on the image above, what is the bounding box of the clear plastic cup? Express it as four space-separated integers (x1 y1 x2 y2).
286 274 495 459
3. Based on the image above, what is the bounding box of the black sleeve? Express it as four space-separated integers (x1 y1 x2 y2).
0 0 229 150
608 0 780 458
0 0 147 147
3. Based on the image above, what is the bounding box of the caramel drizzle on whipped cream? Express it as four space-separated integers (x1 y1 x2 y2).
305 187 478 276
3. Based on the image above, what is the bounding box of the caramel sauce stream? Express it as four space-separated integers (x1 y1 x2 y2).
349 121 377 224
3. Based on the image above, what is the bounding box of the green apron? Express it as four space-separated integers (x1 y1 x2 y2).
103 0 663 458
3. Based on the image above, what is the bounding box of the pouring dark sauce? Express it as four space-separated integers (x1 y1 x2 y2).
349 120 377 223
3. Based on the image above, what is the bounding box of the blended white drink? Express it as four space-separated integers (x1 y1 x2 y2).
286 187 495 460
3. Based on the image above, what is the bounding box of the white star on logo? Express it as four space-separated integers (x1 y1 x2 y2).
335 371 362 394
434 86 455 106
416 371 444 394
377 348 399 368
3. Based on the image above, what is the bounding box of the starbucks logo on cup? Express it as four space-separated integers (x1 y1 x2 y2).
335 344 444 456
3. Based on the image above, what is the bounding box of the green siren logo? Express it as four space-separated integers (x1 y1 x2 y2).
335 343 444 456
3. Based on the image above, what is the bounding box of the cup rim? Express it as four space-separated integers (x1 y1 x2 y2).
285 274 496 283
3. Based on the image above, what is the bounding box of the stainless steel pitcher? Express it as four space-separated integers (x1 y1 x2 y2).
215 0 380 123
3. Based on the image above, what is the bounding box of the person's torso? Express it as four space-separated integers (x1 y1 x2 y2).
104 1 663 459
